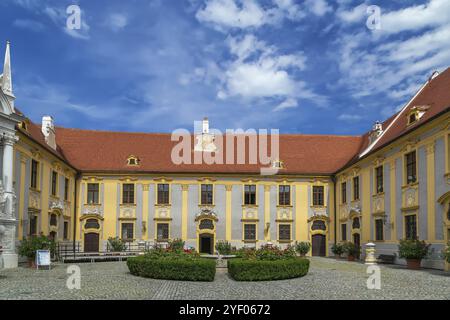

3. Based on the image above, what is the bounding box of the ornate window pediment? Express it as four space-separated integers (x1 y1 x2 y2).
126 155 140 167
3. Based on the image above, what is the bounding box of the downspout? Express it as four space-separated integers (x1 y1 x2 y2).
332 175 337 244
73 172 80 258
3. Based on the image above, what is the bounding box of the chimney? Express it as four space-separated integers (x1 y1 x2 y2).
41 116 57 150
202 117 209 134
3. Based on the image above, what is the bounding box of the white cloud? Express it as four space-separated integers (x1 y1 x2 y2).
196 0 267 29
338 114 362 122
337 3 368 24
195 0 330 31
304 0 332 17
273 98 298 111
334 0 450 104
108 13 128 31
215 34 324 110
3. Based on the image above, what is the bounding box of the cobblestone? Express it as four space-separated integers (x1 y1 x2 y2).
0 257 448 300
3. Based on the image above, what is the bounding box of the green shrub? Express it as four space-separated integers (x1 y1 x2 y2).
168 238 185 252
443 242 450 263
342 241 360 256
215 240 233 255
228 258 310 281
127 255 216 281
295 242 311 256
331 243 344 256
398 239 430 260
18 235 56 259
108 237 126 252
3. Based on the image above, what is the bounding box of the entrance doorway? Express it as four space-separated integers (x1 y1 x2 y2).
353 233 361 259
199 234 214 254
312 234 326 256
84 233 99 252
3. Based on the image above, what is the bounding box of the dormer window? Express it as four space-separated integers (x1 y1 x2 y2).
271 160 284 169
126 155 140 166
407 105 429 126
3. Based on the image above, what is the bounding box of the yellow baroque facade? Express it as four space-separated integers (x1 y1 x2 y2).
0 42 449 270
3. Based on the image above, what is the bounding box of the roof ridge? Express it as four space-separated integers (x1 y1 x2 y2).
55 126 361 138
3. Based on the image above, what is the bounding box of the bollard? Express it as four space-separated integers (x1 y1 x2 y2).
365 242 377 265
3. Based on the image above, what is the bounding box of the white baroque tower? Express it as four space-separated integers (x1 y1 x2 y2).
0 41 22 269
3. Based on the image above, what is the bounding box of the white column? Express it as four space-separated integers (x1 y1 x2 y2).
0 132 19 268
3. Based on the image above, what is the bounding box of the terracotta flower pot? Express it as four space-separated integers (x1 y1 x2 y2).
347 255 355 261
27 258 36 269
406 258 422 270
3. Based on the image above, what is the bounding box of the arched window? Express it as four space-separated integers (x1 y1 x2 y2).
50 214 58 226
311 220 326 231
85 219 100 229
199 219 214 230
352 217 360 229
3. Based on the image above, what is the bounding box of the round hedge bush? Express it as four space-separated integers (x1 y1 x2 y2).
127 255 216 282
228 258 310 281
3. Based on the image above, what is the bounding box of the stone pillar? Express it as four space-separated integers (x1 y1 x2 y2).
364 242 377 265
0 132 19 269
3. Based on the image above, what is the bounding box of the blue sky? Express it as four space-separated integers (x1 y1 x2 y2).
1 0 449 135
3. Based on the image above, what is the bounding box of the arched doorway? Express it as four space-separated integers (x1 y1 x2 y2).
198 218 215 254
84 233 99 252
351 217 361 259
312 234 326 256
310 218 328 257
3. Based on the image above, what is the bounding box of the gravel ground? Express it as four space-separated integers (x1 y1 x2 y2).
0 257 448 300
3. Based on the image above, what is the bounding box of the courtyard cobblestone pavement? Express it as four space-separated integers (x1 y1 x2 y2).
0 257 449 300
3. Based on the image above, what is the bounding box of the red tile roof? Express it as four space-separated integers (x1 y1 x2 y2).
15 68 450 176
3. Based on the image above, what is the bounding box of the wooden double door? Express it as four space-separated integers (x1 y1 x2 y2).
312 234 326 256
84 233 99 252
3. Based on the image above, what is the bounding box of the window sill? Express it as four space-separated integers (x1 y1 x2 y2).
199 204 215 207
242 239 257 243
372 192 385 197
310 205 327 209
85 203 101 206
276 205 292 208
278 239 293 243
402 182 419 189
155 203 171 207
242 204 258 208
121 203 136 206
29 187 41 193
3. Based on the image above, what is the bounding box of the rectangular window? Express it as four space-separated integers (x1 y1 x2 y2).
353 177 359 201
122 183 135 204
405 151 417 184
341 223 347 241
157 223 169 241
29 215 38 236
375 166 384 193
244 224 256 241
121 223 134 241
244 185 256 205
201 184 213 205
64 178 69 201
157 184 170 204
63 221 69 240
278 185 291 206
405 215 417 240
341 182 347 204
87 183 99 204
375 219 384 241
51 171 58 196
313 186 324 206
279 224 291 241
31 160 38 189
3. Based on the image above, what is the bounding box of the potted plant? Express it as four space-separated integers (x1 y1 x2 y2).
331 243 344 259
18 235 55 268
398 239 430 270
107 237 126 253
343 241 359 261
294 241 311 257
441 241 450 271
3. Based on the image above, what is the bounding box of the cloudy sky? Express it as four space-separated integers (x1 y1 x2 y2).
0 0 449 135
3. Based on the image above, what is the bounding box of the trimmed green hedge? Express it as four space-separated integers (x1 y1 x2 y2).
228 258 310 281
127 255 216 281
